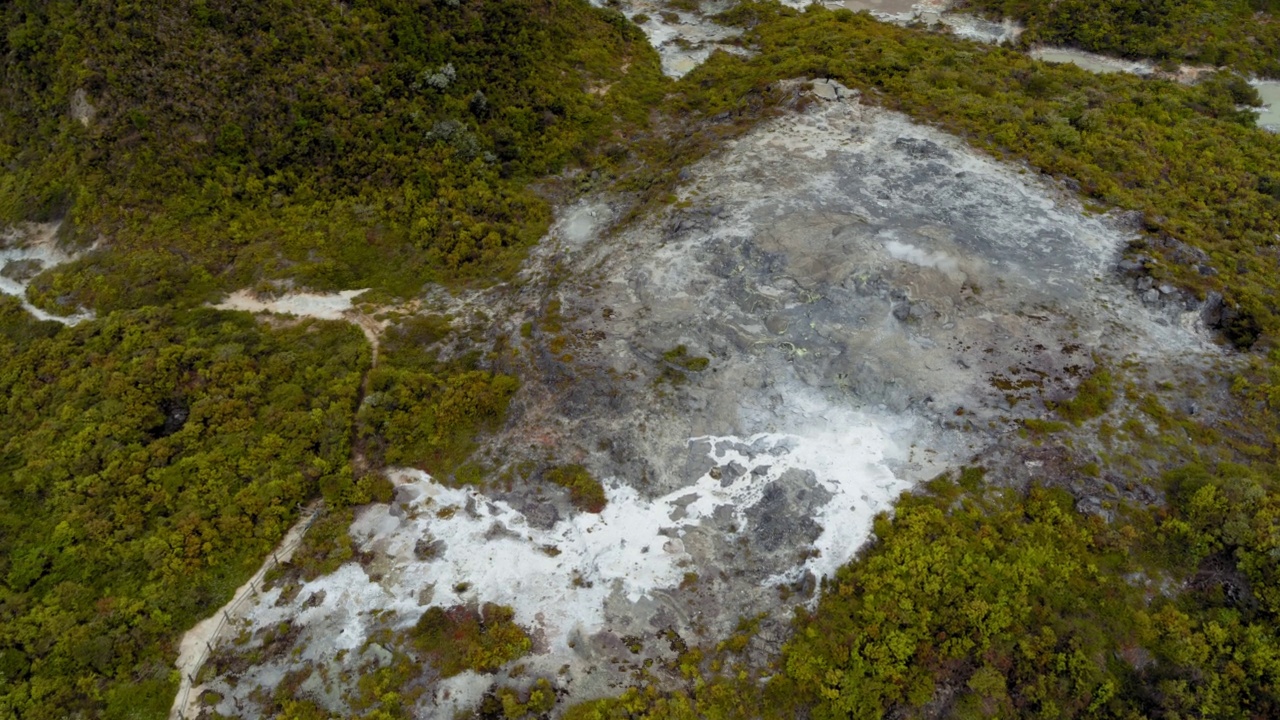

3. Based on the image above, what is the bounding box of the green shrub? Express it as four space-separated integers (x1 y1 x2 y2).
412 603 532 676
546 464 608 513
1052 365 1115 425
357 367 519 474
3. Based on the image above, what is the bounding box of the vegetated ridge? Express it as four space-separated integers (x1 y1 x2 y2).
957 0 1280 76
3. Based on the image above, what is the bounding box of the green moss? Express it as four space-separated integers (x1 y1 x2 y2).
957 465 987 491
542 299 564 334
663 344 710 371
1023 417 1070 434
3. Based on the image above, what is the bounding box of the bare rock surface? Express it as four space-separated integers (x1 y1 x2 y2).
193 88 1221 717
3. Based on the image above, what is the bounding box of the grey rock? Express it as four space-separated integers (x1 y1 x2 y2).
1075 496 1114 523
484 521 520 541
1114 210 1145 232
792 570 817 598
1201 291 1226 327
810 79 853 102
1116 258 1146 275
683 439 717 483
745 469 831 555
811 80 839 101
1154 235 1209 265
894 137 950 159
363 643 394 668
522 499 561 530
414 536 446 560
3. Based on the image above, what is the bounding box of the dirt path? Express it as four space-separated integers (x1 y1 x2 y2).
168 502 323 720
212 288 386 366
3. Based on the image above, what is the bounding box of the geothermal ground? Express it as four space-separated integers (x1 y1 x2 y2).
0 222 93 325
187 83 1223 718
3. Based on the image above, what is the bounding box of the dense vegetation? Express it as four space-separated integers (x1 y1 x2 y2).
0 0 666 312
356 314 518 476
10 0 1280 717
957 0 1280 75
776 469 1280 719
0 301 368 718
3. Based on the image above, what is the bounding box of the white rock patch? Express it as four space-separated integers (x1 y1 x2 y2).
232 404 908 665
214 288 369 320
